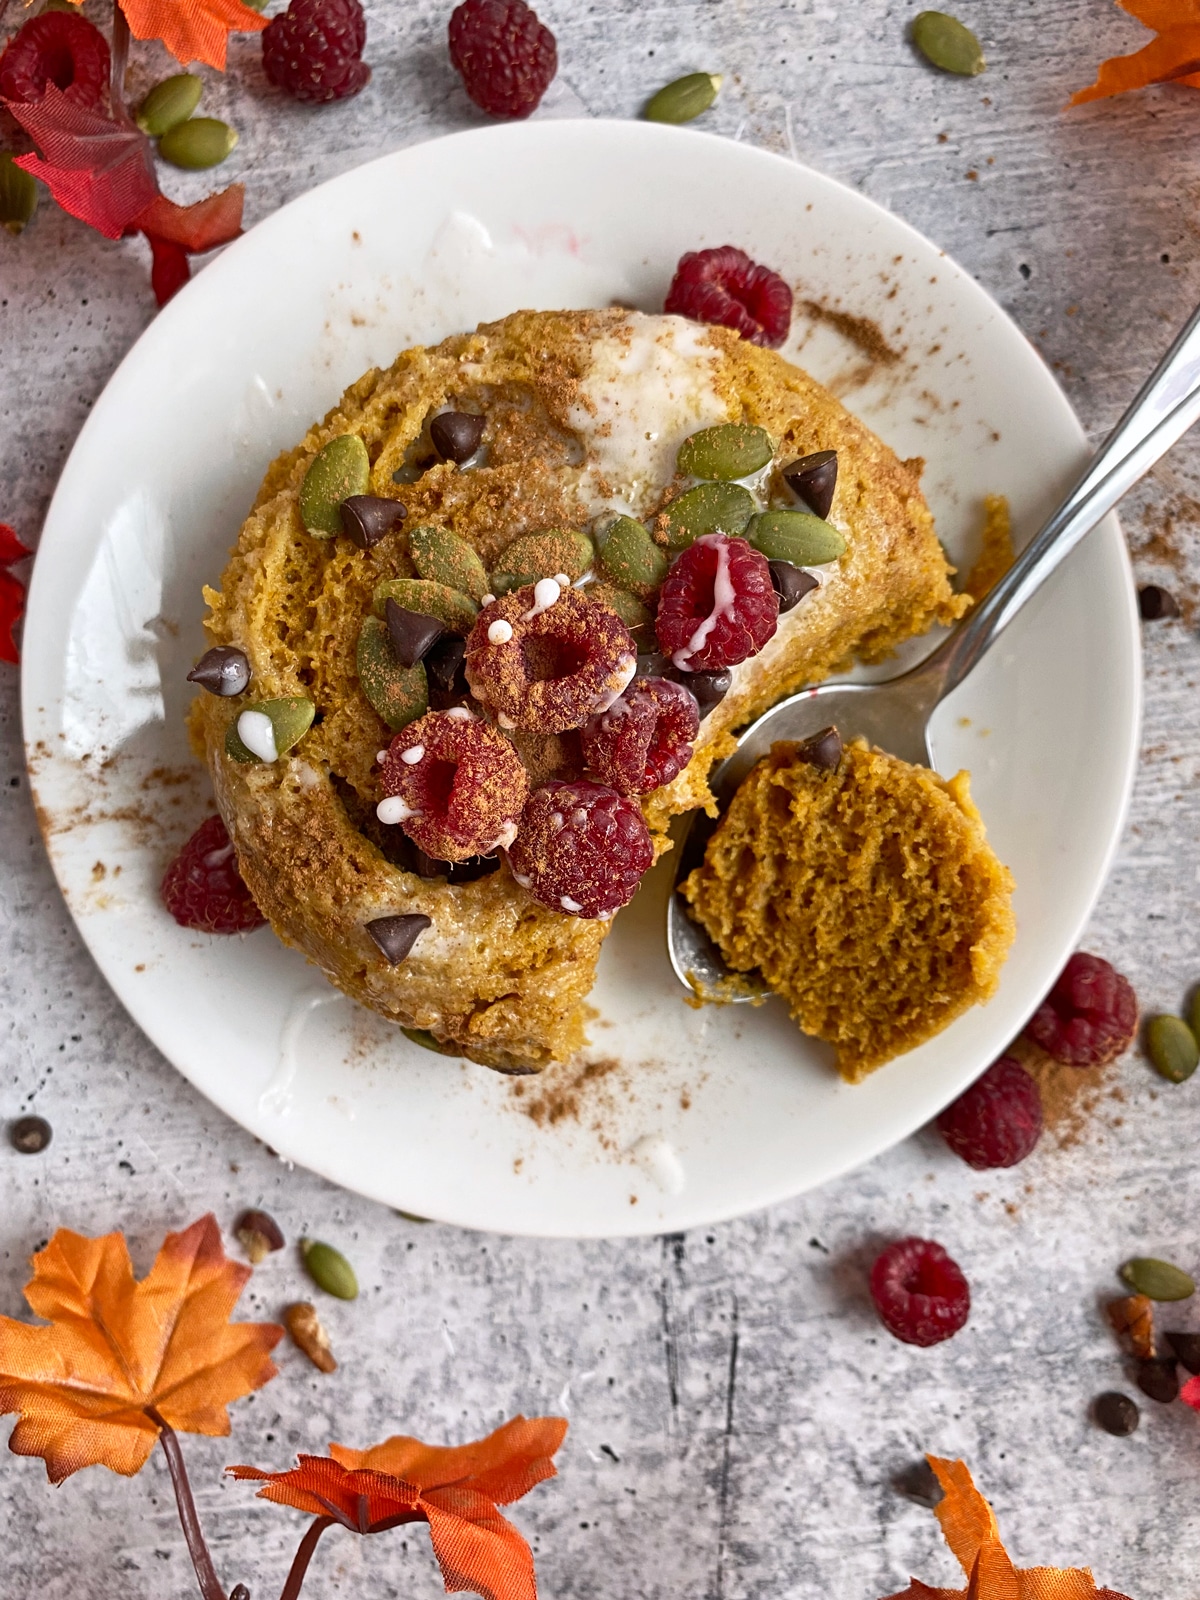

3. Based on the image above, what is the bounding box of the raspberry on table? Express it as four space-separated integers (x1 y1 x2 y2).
379 709 529 863
869 1238 971 1347
1025 951 1138 1067
664 245 794 349
654 533 778 673
0 11 111 109
581 677 699 796
448 0 557 119
262 0 370 104
160 814 266 935
507 780 654 919
936 1055 1043 1169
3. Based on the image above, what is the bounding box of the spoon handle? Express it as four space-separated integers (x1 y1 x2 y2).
929 300 1200 698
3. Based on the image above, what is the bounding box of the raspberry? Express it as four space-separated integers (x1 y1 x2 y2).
508 780 654 919
465 584 637 735
448 0 556 119
379 709 528 863
160 815 266 935
869 1238 970 1347
262 0 370 104
0 11 111 109
581 677 699 796
655 533 778 673
936 1056 1043 1170
664 245 793 349
1025 951 1138 1067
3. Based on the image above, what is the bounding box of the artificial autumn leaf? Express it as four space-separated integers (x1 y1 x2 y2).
135 183 244 252
8 84 158 240
0 1213 282 1483
0 523 31 665
119 0 268 72
881 1458 1133 1600
229 1415 568 1600
1071 0 1200 103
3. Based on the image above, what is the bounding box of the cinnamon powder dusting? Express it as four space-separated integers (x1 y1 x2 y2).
798 298 905 366
1008 1035 1119 1149
512 1056 623 1135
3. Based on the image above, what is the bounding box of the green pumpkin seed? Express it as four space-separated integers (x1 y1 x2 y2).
595 516 669 598
356 617 429 730
1121 1257 1195 1302
587 581 653 631
662 482 755 550
402 1026 464 1057
409 524 490 602
158 116 239 170
747 509 846 566
911 11 985 75
225 696 315 764
301 1239 358 1300
300 435 371 538
136 73 203 136
677 423 773 482
1146 1014 1200 1084
372 578 477 634
0 153 37 237
643 71 722 125
491 528 595 595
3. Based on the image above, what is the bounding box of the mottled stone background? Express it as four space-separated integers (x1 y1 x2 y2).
3 0 1200 1595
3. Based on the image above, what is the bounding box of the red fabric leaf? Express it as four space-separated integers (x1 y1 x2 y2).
0 570 25 665
0 524 31 566
7 85 157 240
147 234 191 306
134 184 244 252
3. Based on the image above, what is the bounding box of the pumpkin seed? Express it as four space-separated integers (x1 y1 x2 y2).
372 578 477 634
402 1026 464 1057
158 116 239 170
491 528 595 594
300 435 370 537
643 71 723 124
595 516 669 598
1120 1257 1195 1302
677 423 773 481
661 482 755 550
1146 1014 1200 1084
356 616 429 730
747 509 846 566
225 696 315 763
0 153 37 237
587 581 653 631
300 1238 358 1300
136 73 203 136
911 10 985 75
409 524 490 602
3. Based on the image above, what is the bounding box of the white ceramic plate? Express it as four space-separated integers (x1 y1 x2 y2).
22 120 1140 1238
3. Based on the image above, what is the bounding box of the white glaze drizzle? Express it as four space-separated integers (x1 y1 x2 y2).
522 577 562 620
488 619 514 644
237 709 277 763
377 796 417 825
400 744 424 765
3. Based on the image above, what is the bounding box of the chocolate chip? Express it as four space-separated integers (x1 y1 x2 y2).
1093 1390 1139 1436
425 634 469 707
1166 1332 1200 1374
1136 1357 1179 1404
635 651 673 679
365 913 432 964
416 849 502 884
341 495 406 551
1139 584 1180 621
187 645 251 697
430 410 485 465
796 726 842 770
674 668 732 715
385 600 445 668
891 1459 944 1508
9 1115 52 1154
782 450 838 519
769 560 820 613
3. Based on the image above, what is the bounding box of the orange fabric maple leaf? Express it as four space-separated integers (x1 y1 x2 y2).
881 1459 1133 1600
1071 0 1200 103
116 0 268 72
230 1415 568 1600
0 1213 282 1483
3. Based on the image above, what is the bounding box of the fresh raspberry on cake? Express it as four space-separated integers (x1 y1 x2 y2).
448 0 556 119
665 245 793 349
161 814 266 934
379 709 528 863
1026 951 1137 1066
262 0 370 103
870 1237 970 1347
936 1055 1043 1169
507 780 654 918
0 10 110 108
655 533 778 673
581 677 699 796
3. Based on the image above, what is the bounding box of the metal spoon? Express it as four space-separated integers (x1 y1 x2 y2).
667 301 1200 998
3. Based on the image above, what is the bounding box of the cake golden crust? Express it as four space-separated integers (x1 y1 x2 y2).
680 739 1016 1080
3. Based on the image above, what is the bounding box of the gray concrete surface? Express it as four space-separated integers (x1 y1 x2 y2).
3 0 1200 1595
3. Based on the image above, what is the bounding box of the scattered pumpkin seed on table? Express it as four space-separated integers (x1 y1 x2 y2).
643 71 722 124
158 117 239 170
911 10 985 76
0 153 37 237
300 435 371 537
301 1238 358 1300
136 73 203 136
1120 1257 1195 1302
1146 1014 1199 1084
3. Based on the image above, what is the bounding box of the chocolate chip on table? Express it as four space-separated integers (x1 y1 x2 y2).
429 410 485 465
674 667 732 714
341 494 406 551
366 912 432 964
1136 1357 1180 1404
8 1115 51 1154
769 559 820 613
1138 584 1181 621
187 645 251 697
782 450 838 520
891 1458 944 1508
1093 1390 1140 1436
797 725 843 771
1166 1332 1200 1374
384 599 445 668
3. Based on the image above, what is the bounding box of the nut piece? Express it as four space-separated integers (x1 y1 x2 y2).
285 1301 337 1373
1107 1293 1154 1360
234 1207 285 1265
